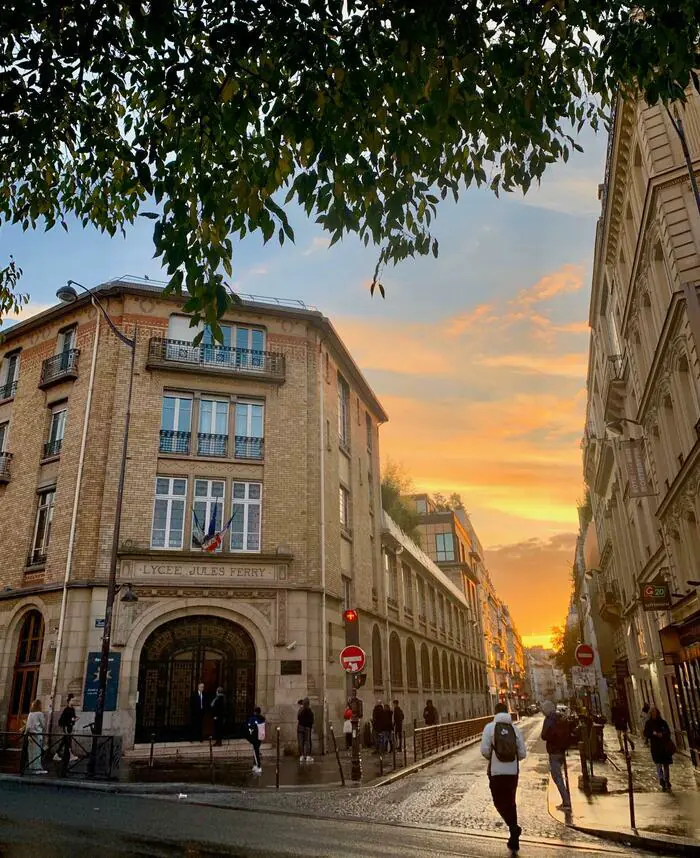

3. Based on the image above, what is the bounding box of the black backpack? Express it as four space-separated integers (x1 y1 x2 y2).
492 722 518 762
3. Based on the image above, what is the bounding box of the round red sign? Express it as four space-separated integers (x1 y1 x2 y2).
575 644 595 667
339 645 366 673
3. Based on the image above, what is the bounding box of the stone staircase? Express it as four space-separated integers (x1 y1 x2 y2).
123 739 272 761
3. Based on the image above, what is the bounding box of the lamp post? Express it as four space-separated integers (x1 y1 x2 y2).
56 280 136 757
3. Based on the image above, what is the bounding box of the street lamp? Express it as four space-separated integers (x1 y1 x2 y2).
56 280 137 762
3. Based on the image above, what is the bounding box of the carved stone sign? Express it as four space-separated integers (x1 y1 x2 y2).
122 559 277 583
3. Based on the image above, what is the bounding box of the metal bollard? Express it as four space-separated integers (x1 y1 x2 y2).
209 735 215 785
413 719 417 762
329 724 346 787
378 750 384 776
624 732 635 829
149 732 156 769
276 727 280 789
350 718 362 781
403 730 407 767
392 736 397 770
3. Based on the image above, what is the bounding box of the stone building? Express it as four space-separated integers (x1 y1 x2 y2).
581 84 700 764
0 279 388 749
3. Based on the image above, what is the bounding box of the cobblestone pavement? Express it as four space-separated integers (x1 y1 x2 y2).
175 716 602 844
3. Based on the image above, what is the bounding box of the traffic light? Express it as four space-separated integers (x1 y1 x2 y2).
343 608 360 646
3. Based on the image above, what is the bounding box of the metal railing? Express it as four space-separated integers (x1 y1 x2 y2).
197 432 228 457
0 730 120 779
42 438 62 459
0 451 11 481
413 715 492 761
159 430 191 454
234 435 264 459
148 338 285 380
26 550 47 567
0 379 17 402
39 349 80 387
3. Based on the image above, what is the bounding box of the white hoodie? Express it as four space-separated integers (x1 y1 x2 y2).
480 712 527 776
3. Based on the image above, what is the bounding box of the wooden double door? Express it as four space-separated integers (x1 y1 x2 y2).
135 616 256 743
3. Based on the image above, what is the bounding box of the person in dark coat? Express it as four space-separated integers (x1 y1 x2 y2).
210 686 226 746
423 699 438 726
611 700 635 752
297 697 314 762
190 682 209 740
372 699 384 752
53 694 78 762
382 703 393 753
392 699 405 752
643 706 674 790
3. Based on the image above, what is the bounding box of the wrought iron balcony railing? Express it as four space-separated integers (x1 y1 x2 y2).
147 338 285 381
197 433 228 457
234 435 264 459
27 549 47 567
0 452 11 483
39 349 80 389
42 439 62 459
0 380 17 403
159 430 192 455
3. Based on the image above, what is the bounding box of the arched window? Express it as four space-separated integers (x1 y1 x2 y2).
421 643 431 689
389 632 403 688
442 651 450 692
432 648 441 691
372 625 383 688
7 610 44 732
406 638 418 689
450 655 458 692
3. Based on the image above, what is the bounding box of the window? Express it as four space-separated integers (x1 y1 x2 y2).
417 577 426 619
367 472 374 513
342 576 351 612
436 532 455 561
0 421 8 452
44 406 67 458
386 551 398 604
339 485 350 529
415 498 427 515
1 351 20 400
198 397 229 456
366 413 373 452
160 394 192 454
230 481 262 551
57 327 76 354
429 587 437 625
150 477 187 549
30 489 55 564
234 401 264 458
202 323 266 369
439 594 446 630
402 563 413 614
191 479 225 551
337 373 350 448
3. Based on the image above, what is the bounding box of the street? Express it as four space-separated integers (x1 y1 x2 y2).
0 718 658 858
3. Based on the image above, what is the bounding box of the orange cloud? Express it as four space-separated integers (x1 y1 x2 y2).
512 263 584 306
444 303 496 337
475 352 588 378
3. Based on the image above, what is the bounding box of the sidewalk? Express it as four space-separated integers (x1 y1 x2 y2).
548 725 699 855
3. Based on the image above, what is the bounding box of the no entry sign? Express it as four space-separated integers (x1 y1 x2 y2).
340 645 366 673
575 643 595 667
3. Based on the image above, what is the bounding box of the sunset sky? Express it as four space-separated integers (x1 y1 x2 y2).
1 127 608 650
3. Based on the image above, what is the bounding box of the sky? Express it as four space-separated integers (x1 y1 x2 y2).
1 127 608 651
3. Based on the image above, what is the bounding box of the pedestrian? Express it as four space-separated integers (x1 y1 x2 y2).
53 693 78 762
372 698 384 752
382 703 393 753
343 705 353 751
480 701 526 853
190 681 209 740
423 699 438 726
610 699 634 753
392 699 404 752
540 700 572 810
297 697 314 762
24 699 47 774
643 705 675 791
210 686 226 746
246 706 266 774
640 702 651 745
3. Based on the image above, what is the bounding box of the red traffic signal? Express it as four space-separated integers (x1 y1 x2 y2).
343 609 359 623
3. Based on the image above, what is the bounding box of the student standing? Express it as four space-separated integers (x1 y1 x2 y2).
25 699 47 774
297 697 314 762
246 707 266 774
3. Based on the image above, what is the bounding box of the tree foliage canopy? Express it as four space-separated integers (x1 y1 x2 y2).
2 1 699 329
551 622 579 673
381 460 422 545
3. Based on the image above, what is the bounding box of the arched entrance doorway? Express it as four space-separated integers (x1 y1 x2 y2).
7 610 44 732
135 615 256 743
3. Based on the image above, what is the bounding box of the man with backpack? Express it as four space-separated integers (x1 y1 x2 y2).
541 700 572 810
480 702 527 854
245 706 266 774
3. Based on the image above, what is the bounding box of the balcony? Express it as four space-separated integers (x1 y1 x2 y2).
235 435 264 459
42 438 62 460
39 349 80 389
603 354 627 423
599 582 622 624
197 433 228 457
159 430 192 455
0 379 17 403
0 452 11 483
26 549 47 568
147 338 285 383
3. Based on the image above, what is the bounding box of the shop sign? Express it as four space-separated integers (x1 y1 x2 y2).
83 652 121 712
640 582 671 611
621 439 654 497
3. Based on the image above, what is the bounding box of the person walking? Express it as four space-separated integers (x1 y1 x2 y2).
343 705 353 751
611 699 635 752
480 702 526 853
210 686 226 746
392 699 405 752
246 706 266 774
25 699 47 774
372 698 384 752
53 693 78 762
541 700 572 810
423 699 438 726
382 703 393 753
190 682 209 740
643 705 675 791
297 697 314 762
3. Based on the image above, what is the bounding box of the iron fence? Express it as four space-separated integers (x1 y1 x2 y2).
0 730 120 779
413 715 494 762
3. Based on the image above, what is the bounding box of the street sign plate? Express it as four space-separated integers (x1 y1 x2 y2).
575 643 595 667
571 665 596 687
339 645 366 673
